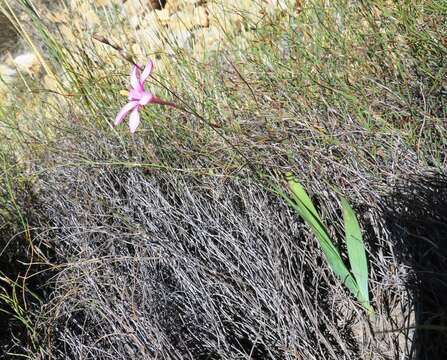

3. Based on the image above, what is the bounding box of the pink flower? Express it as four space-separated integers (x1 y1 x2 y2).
114 59 175 133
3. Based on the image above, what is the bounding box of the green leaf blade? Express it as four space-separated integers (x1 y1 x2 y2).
341 197 370 309
285 176 361 301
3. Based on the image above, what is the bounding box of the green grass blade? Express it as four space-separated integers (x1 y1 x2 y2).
341 197 371 309
286 174 321 221
284 175 361 301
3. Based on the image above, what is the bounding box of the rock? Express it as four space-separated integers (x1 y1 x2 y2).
169 5 209 31
206 2 248 32
155 7 173 22
27 0 293 80
165 0 202 13
130 5 172 30
46 10 69 24
193 25 223 58
77 1 101 26
166 29 192 50
232 31 255 52
43 75 59 92
138 24 192 54
137 23 165 52
0 64 16 83
124 0 166 28
59 24 77 43
131 43 145 58
94 0 120 5
0 64 16 103
13 52 41 75
148 0 166 9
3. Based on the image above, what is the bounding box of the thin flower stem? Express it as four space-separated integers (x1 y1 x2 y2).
92 34 269 184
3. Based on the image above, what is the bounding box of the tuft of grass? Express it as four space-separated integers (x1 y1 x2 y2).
6 0 443 178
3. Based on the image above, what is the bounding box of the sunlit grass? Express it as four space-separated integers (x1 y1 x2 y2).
3 0 445 172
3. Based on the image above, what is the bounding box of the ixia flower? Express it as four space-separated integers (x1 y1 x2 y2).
114 59 175 133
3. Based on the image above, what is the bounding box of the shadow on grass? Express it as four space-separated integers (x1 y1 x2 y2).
0 176 50 358
385 173 447 360
0 220 30 356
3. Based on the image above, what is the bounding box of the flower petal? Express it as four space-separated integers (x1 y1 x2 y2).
140 59 153 84
128 88 143 101
139 92 153 106
114 101 138 126
130 65 142 90
129 107 141 133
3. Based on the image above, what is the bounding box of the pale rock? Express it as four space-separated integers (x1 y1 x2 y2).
168 6 209 32
137 6 197 51
67 0 100 26
19 13 31 22
193 25 223 58
131 43 145 58
140 26 191 54
165 0 202 13
206 2 248 32
0 65 17 104
94 0 120 6
43 75 59 92
0 86 8 102
137 24 165 52
77 2 101 26
133 8 169 30
71 0 113 9
46 10 69 24
0 64 16 83
123 0 162 19
128 14 142 29
83 9 101 26
94 0 109 6
123 0 143 26
69 0 82 7
136 11 158 32
125 0 168 28
3 54 15 68
0 64 16 76
166 29 192 50
14 52 41 75
264 0 293 15
71 0 90 6
59 24 77 44
152 57 167 74
154 8 173 24
209 0 261 15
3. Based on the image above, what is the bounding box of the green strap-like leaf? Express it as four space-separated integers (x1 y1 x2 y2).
284 175 361 302
341 198 370 310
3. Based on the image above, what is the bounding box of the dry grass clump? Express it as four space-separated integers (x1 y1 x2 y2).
28 130 411 359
